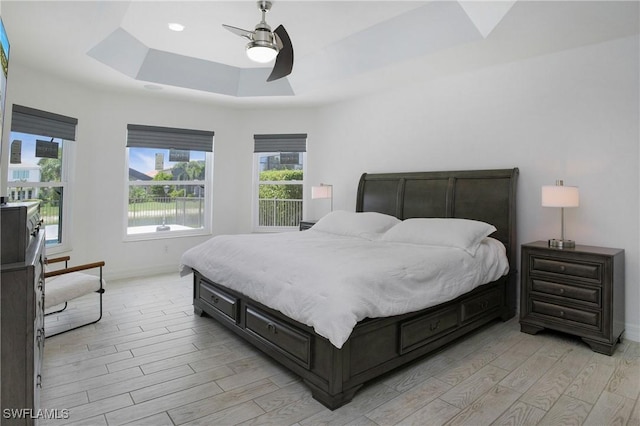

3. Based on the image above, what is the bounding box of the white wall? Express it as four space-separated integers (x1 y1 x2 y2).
0 66 319 278
306 35 640 340
1 35 637 340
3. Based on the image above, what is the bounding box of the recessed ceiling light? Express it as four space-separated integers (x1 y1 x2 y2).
168 23 185 32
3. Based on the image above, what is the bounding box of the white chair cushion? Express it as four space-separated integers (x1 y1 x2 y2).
45 272 105 309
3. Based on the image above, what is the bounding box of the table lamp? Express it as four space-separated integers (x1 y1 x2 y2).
311 183 333 211
541 180 579 248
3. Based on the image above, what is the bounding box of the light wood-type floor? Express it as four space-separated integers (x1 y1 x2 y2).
40 272 640 426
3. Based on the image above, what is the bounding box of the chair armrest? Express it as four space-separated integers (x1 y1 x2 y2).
45 261 105 278
45 256 71 265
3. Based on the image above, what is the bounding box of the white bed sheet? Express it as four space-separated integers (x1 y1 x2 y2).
180 229 509 348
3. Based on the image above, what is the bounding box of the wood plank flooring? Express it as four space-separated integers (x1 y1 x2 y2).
40 273 640 425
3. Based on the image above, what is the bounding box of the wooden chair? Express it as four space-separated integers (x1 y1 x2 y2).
44 256 105 337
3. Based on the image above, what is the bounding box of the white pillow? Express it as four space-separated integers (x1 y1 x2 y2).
312 210 401 240
381 218 497 255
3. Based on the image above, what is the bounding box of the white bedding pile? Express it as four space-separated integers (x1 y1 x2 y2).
180 213 509 349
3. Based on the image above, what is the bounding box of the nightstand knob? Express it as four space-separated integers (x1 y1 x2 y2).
559 288 565 294
560 265 566 272
559 310 565 317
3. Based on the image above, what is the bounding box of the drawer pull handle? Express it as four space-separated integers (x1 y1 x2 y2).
211 296 219 304
560 265 566 272
480 301 489 310
559 310 565 317
429 320 440 331
559 288 565 294
267 322 277 334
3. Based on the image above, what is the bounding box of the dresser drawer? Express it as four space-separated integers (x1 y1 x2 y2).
461 287 502 322
198 280 239 323
531 299 600 329
400 307 458 354
245 305 311 369
531 279 600 307
531 256 601 282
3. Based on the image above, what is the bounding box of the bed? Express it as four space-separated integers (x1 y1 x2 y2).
181 168 518 409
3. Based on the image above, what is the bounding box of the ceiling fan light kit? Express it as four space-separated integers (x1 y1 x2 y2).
246 21 278 63
223 0 294 81
246 45 278 63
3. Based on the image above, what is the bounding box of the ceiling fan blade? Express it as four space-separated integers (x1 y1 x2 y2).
267 25 293 82
222 24 253 40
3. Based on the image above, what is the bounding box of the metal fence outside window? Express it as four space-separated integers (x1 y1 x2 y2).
128 196 205 228
258 198 303 227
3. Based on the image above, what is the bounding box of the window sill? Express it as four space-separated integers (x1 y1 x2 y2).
252 226 299 233
124 225 211 242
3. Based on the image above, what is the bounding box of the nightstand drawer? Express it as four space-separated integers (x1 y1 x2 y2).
531 279 600 306
531 257 601 282
531 300 600 328
299 221 317 231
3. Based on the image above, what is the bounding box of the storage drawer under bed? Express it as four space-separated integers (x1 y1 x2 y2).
245 305 312 369
399 307 458 354
461 287 502 322
198 279 239 323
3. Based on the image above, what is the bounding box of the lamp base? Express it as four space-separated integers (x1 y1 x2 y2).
548 239 575 249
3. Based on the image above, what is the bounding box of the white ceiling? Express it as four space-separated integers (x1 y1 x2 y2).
1 1 638 107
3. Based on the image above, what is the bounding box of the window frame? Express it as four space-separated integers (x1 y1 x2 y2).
252 151 306 233
123 148 213 242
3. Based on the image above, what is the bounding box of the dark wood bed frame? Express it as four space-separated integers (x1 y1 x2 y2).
193 168 519 409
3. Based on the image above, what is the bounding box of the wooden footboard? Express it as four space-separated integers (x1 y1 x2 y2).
193 270 514 409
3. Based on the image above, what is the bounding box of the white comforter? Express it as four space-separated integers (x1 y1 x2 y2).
180 229 509 348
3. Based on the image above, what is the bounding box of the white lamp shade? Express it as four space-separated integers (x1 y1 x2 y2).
541 185 579 208
246 45 278 63
311 185 332 199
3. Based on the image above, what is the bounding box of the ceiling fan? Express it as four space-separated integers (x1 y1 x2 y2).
223 1 293 82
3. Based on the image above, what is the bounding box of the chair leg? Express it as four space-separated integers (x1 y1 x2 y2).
45 302 68 316
45 286 105 338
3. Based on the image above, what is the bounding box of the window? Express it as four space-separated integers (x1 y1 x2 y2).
125 125 214 239
253 134 307 231
12 169 29 180
6 105 77 250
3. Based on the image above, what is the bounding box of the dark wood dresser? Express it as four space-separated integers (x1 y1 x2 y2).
1 202 45 425
520 241 625 355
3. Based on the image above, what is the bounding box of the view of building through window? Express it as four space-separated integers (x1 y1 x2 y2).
6 131 67 247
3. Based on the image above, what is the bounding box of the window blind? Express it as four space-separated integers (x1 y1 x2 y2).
254 133 307 153
11 104 78 141
127 124 214 152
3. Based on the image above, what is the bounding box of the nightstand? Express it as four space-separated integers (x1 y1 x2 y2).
299 220 317 231
520 241 625 355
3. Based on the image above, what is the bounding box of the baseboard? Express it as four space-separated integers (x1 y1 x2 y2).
623 322 640 342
